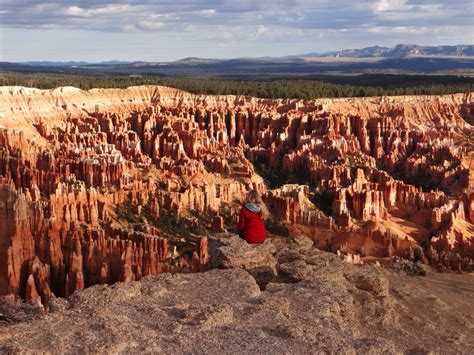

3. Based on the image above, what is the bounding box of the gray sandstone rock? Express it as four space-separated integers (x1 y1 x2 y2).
1 234 473 354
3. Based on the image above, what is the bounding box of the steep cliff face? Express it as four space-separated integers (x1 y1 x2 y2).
0 86 473 302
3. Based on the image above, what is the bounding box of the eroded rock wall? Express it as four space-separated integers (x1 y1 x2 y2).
0 86 473 301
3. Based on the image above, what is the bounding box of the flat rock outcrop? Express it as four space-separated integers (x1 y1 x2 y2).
208 234 278 286
1 235 473 354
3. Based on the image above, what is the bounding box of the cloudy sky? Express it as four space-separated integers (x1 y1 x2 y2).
0 0 472 62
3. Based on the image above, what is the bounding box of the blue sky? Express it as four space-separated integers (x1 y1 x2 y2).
0 0 473 62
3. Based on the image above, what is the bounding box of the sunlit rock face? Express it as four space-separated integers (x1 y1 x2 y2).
0 86 473 301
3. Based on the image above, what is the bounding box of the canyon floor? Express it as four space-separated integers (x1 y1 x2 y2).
1 234 473 354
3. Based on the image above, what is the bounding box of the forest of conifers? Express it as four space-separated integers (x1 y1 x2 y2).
1 71 473 99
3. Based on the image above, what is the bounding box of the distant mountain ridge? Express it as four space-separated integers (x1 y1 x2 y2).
297 44 474 58
13 44 474 67
19 60 134 66
3 43 473 77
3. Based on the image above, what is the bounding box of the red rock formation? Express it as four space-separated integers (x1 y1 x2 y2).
212 216 226 233
25 275 41 306
0 85 473 302
266 185 333 228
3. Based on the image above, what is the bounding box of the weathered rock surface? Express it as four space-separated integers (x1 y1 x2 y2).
1 235 473 354
209 234 278 287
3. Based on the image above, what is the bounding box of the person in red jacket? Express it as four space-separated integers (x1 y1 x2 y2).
238 190 270 244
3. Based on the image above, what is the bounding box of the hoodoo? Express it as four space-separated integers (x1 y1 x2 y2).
0 86 473 303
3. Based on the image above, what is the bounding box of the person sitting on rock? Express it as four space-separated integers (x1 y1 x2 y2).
238 190 270 244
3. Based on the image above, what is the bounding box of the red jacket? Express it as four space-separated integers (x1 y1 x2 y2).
238 205 267 244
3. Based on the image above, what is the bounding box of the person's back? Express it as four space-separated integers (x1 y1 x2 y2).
238 190 269 244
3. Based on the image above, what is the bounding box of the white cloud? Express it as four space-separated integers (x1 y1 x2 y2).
257 25 269 34
365 25 431 34
138 20 165 31
391 26 430 34
64 4 131 17
372 0 413 12
199 9 216 17
65 6 86 17
123 24 139 32
0 0 472 50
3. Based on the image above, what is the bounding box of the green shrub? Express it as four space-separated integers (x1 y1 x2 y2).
266 219 290 238
312 189 335 217
395 259 427 276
